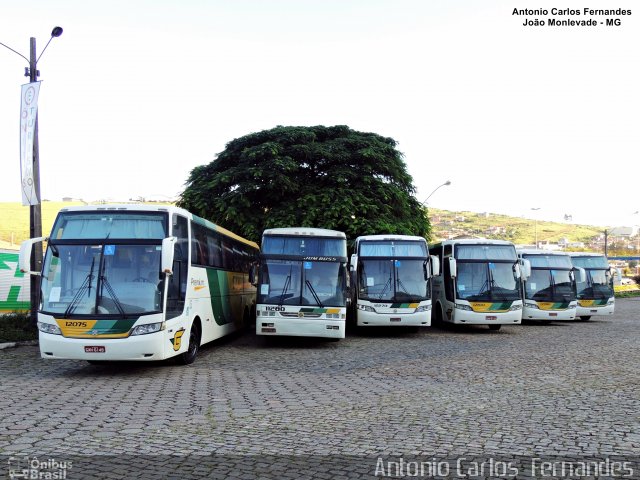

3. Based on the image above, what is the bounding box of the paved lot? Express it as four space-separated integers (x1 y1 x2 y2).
1 299 639 479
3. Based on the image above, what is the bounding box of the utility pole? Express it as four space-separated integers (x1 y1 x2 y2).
28 37 43 326
604 229 608 257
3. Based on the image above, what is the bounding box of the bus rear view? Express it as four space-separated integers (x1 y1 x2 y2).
256 228 348 339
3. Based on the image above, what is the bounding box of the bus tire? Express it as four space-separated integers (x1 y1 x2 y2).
488 324 501 331
579 316 591 321
176 321 201 365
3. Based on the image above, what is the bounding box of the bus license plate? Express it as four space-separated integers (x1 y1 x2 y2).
85 346 105 353
486 316 497 320
549 313 558 317
390 318 401 322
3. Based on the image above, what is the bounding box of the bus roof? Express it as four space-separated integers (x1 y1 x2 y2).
55 204 258 249
517 249 571 257
566 251 607 258
355 234 426 243
430 238 515 247
262 227 346 239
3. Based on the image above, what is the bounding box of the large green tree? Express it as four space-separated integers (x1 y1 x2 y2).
178 125 430 243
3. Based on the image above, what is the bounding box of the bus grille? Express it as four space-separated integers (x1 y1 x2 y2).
280 312 322 318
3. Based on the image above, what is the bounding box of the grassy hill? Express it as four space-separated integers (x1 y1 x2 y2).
428 208 604 245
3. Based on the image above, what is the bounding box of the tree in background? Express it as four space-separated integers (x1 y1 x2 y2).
178 125 430 244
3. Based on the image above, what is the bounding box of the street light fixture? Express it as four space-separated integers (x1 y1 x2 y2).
422 180 451 205
1 26 63 325
531 208 540 248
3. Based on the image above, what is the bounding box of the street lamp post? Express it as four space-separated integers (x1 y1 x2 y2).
634 211 639 275
531 207 540 248
422 180 451 205
1 27 63 325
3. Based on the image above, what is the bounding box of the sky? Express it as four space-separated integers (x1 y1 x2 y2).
1 0 638 229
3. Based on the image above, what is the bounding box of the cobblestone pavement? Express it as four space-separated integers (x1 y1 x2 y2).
1 299 639 479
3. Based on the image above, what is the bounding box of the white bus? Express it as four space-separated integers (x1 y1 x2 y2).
256 227 348 339
428 239 523 330
517 249 579 321
349 235 439 327
567 252 615 321
19 204 258 364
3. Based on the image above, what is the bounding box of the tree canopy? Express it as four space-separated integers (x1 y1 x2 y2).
177 125 430 244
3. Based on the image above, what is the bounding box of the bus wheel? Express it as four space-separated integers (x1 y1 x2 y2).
177 322 201 365
579 316 591 322
488 324 501 331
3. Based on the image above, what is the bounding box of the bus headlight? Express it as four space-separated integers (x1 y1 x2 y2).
37 322 61 335
415 305 431 312
524 302 538 309
607 299 615 305
568 303 577 309
358 304 376 313
455 303 473 311
509 304 522 311
130 322 163 336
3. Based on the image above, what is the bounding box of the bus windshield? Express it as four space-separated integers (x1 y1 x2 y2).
41 243 163 317
576 269 613 299
453 245 519 302
571 256 613 299
456 262 520 301
258 259 346 307
523 254 575 302
525 269 575 302
358 259 428 302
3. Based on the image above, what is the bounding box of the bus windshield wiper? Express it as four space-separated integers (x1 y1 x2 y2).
305 280 323 308
378 272 392 300
279 266 293 306
100 274 127 317
63 257 95 318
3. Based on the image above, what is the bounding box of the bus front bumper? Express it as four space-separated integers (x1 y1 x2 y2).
357 309 430 327
256 318 345 338
450 308 522 325
576 303 615 318
522 308 576 321
38 331 167 361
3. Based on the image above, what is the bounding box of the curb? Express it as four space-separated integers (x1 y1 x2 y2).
0 340 38 350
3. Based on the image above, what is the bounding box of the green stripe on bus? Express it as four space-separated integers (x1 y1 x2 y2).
206 269 232 326
93 319 137 334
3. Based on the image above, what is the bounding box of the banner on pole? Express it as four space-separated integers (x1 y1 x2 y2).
20 81 41 206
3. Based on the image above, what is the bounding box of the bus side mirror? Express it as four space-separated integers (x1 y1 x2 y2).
574 267 586 283
520 259 531 280
429 255 440 278
19 237 48 275
349 254 357 272
448 257 457 279
161 237 176 274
